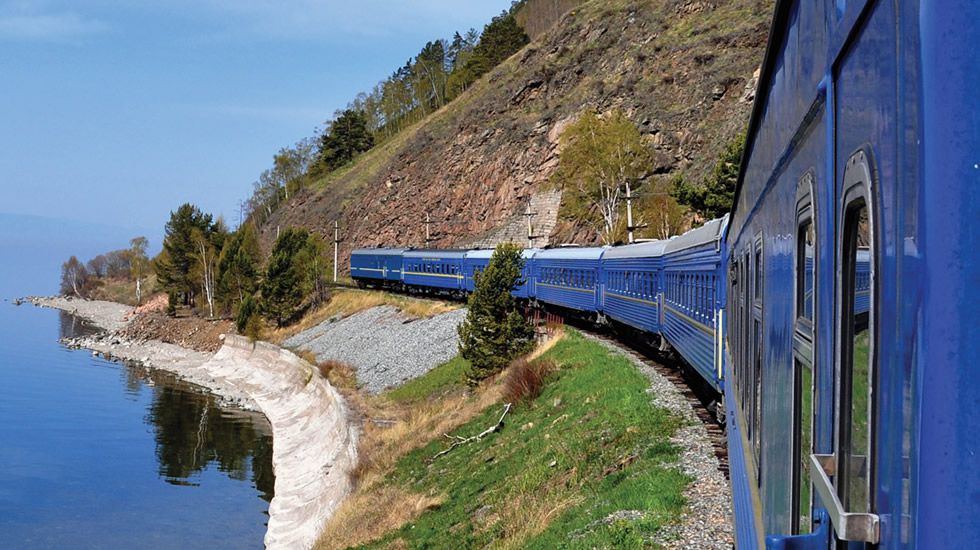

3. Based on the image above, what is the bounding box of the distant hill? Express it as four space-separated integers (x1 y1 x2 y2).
258 0 772 266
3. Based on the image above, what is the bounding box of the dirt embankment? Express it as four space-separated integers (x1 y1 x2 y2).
120 313 233 353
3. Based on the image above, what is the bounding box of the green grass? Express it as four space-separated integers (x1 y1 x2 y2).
357 330 688 549
385 355 471 403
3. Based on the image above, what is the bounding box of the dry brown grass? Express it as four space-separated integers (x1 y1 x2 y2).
264 290 459 344
490 488 587 549
528 325 566 360
316 375 504 549
316 487 445 550
317 359 359 392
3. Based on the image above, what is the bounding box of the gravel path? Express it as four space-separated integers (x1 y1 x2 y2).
581 333 734 549
283 305 467 394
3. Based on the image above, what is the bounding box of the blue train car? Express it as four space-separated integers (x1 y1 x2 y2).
461 248 540 298
350 248 407 287
725 1 980 548
531 247 604 313
402 250 466 293
599 240 667 336
661 216 727 393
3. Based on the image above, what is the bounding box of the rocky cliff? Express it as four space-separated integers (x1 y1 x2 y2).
260 0 772 265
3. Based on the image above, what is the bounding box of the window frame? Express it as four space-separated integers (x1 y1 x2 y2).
834 151 878 516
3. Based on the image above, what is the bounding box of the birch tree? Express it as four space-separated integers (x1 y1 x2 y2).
128 236 149 304
552 110 653 244
61 256 89 297
192 228 218 318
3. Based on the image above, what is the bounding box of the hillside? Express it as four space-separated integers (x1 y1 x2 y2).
259 0 772 266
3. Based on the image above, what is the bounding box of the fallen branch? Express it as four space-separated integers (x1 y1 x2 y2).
432 403 512 460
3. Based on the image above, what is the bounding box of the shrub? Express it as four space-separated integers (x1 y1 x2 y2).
503 358 556 405
318 359 358 391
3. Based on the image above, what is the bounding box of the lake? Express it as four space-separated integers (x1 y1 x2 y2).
0 302 274 549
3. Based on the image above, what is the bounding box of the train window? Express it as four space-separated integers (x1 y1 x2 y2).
839 198 874 514
800 223 815 323
754 237 764 306
792 171 816 534
826 150 878 545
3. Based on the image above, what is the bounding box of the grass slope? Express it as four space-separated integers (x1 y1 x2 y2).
324 330 689 549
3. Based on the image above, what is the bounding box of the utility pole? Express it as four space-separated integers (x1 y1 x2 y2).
333 220 339 283
625 181 635 244
524 198 538 248
423 212 435 247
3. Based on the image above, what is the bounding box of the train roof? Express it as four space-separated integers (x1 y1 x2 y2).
725 0 792 243
463 248 541 260
534 246 607 261
352 248 408 256
664 215 728 254
601 240 669 260
403 249 469 259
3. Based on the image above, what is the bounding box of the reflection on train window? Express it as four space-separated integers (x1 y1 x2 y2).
840 200 873 515
799 222 815 322
792 174 816 535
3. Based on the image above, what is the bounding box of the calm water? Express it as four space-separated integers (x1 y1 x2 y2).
0 303 274 549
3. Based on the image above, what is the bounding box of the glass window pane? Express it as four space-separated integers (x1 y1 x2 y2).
796 358 813 533
798 221 815 322
843 201 872 514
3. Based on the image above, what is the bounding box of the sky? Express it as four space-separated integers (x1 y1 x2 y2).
0 0 514 237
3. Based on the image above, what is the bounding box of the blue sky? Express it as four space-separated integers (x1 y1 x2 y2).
0 0 513 236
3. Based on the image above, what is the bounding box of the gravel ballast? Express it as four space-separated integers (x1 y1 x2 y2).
283 305 467 394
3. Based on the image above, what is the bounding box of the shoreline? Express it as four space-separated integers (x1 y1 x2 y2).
24 295 358 549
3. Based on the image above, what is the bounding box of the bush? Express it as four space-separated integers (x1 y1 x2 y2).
503 358 556 405
317 359 358 391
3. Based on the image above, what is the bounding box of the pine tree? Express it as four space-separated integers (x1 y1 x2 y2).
260 228 309 327
155 203 216 310
671 133 745 221
216 223 261 314
316 109 375 172
457 243 535 382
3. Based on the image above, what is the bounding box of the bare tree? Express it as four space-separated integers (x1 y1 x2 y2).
129 236 149 304
61 256 89 297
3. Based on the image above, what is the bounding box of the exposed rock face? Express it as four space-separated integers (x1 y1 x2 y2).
260 0 772 264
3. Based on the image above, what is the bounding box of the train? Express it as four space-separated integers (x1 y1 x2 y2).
351 1 979 547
